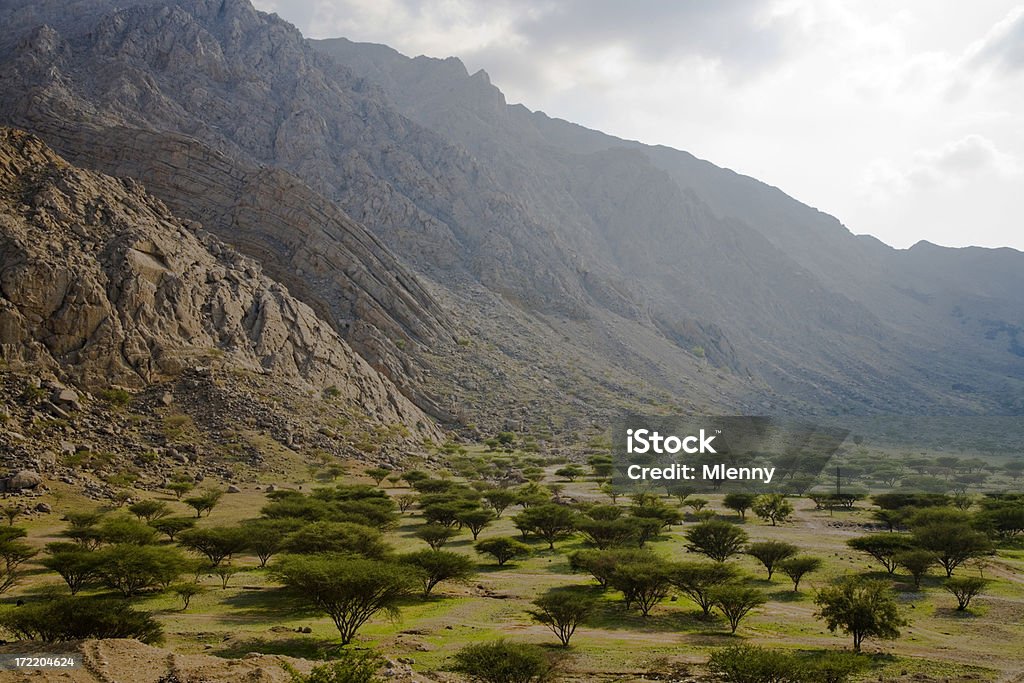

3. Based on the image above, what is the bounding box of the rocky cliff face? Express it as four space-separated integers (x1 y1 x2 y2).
0 127 436 435
0 0 747 432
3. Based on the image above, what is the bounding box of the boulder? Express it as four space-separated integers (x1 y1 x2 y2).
56 388 81 407
6 470 42 491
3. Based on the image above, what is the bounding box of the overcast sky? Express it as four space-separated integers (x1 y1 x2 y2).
253 0 1024 251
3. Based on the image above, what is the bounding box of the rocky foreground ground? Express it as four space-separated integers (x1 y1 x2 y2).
0 638 426 682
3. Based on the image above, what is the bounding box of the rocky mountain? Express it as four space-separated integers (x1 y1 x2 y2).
0 0 1021 432
0 0 749 433
316 37 1024 415
0 127 435 438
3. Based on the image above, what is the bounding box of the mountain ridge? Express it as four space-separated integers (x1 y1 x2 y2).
1 0 1021 426
313 35 1024 415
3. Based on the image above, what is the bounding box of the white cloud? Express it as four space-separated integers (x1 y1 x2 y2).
862 134 1020 203
967 5 1024 74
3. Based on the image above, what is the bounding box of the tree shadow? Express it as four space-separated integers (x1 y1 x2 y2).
212 635 340 660
933 606 979 619
682 632 743 646
215 585 318 623
585 599 725 633
768 588 806 602
475 562 527 574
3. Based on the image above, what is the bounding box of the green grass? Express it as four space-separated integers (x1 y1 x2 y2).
3 462 1022 680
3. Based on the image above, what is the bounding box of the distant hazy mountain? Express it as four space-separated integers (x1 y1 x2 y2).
314 36 1024 415
1 0 1021 430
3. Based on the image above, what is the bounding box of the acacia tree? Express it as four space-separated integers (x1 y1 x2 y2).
814 577 906 652
365 467 391 486
475 537 533 566
0 528 38 593
575 517 640 550
178 527 250 567
239 518 302 567
894 549 936 589
568 548 654 589
184 489 223 518
149 516 196 542
41 543 100 595
482 489 518 518
529 588 596 647
711 584 766 634
752 494 794 526
555 465 586 482
95 544 186 597
943 576 988 611
399 550 476 597
670 561 740 616
283 521 390 558
723 493 756 519
457 509 496 540
167 480 194 500
777 556 822 592
609 559 673 616
173 582 203 611
746 541 798 580
128 500 170 522
272 554 417 645
1 506 22 527
513 504 576 549
414 524 459 550
96 516 158 546
913 523 992 577
847 534 915 574
684 521 748 562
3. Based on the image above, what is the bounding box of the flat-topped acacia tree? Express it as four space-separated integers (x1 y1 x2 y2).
272 554 418 645
684 521 748 562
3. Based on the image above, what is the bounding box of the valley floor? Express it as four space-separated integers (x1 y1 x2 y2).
1 457 1022 683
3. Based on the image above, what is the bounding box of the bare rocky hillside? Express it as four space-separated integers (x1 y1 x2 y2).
0 128 441 502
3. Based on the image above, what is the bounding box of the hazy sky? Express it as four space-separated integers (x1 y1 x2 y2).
253 0 1024 251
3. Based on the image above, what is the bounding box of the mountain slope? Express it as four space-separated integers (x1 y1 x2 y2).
1 0 1020 425
0 127 437 437
0 0 752 432
313 37 1024 415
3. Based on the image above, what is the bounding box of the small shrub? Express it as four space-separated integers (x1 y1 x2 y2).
19 384 46 405
801 651 869 683
451 640 557 683
0 596 162 643
707 645 801 683
291 650 385 683
98 388 132 408
707 645 866 683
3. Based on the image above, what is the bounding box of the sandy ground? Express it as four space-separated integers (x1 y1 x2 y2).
0 639 432 683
